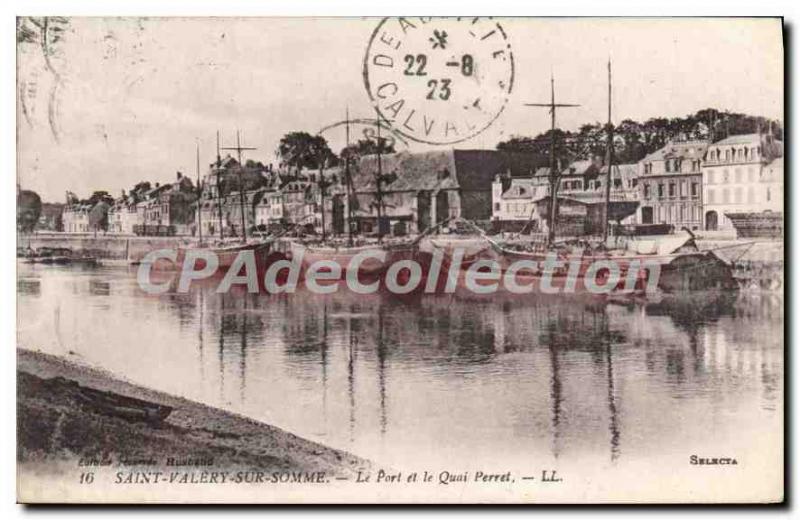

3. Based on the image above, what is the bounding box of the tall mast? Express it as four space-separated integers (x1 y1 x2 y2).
221 130 257 243
548 75 557 246
345 107 354 246
375 108 384 243
319 154 327 242
215 131 223 240
196 140 202 244
524 74 580 247
602 59 614 243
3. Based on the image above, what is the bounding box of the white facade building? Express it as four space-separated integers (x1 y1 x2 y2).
702 133 783 230
62 204 92 233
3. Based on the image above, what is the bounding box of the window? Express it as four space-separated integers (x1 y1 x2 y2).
766 187 771 202
748 167 756 182
691 183 699 197
747 187 755 204
669 183 676 197
658 184 664 198
494 202 500 211
735 168 743 183
708 171 715 184
644 184 651 199
722 188 730 204
722 169 730 183
735 187 742 203
707 189 715 204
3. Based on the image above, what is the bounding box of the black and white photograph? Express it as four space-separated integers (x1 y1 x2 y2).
13 15 784 504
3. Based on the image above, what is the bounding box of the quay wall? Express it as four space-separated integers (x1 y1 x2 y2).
18 233 196 261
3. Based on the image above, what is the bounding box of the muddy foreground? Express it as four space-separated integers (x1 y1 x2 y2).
18 348 369 479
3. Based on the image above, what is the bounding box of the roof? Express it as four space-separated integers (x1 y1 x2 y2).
534 160 599 178
145 184 171 199
501 178 543 200
599 162 638 181
712 133 762 146
283 180 312 193
641 140 709 163
219 155 240 168
350 150 541 193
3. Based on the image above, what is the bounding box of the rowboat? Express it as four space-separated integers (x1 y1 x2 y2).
41 375 173 426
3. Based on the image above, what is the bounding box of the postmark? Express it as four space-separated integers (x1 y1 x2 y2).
363 17 514 145
317 117 409 150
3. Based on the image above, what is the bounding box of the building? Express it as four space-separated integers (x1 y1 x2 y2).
136 173 197 236
62 203 92 233
253 185 285 231
349 149 540 236
198 155 281 237
491 176 549 231
490 160 640 234
107 192 142 235
701 133 783 231
637 139 707 231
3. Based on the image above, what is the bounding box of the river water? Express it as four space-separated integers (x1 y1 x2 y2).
17 262 783 475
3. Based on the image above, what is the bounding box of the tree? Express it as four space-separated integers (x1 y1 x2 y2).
245 159 266 169
497 108 784 167
17 190 42 233
340 137 396 162
88 201 110 234
86 190 114 206
278 132 337 175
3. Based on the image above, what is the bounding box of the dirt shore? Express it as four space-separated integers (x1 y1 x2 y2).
17 348 370 478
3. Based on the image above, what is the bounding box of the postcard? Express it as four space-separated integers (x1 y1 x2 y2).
16 16 784 504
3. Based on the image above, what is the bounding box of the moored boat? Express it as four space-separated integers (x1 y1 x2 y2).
290 238 419 279
170 239 275 272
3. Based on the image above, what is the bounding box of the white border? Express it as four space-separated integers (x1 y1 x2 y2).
2 1 795 518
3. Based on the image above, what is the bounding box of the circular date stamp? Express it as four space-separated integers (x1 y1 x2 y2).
363 17 514 145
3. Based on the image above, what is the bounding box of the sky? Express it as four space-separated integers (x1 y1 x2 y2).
17 17 783 202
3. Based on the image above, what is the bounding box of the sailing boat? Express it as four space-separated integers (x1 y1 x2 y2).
472 62 737 294
173 132 278 272
290 110 420 279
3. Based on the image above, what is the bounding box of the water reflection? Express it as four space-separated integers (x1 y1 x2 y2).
16 264 783 469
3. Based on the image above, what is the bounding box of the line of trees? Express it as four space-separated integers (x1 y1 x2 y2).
277 131 395 175
497 108 783 166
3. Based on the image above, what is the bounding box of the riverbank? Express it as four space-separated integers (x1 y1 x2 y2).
18 348 370 497
18 233 196 262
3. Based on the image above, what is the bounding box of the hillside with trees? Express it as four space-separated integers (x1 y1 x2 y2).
497 108 783 168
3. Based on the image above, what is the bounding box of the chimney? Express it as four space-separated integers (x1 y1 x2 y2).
177 171 182 180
